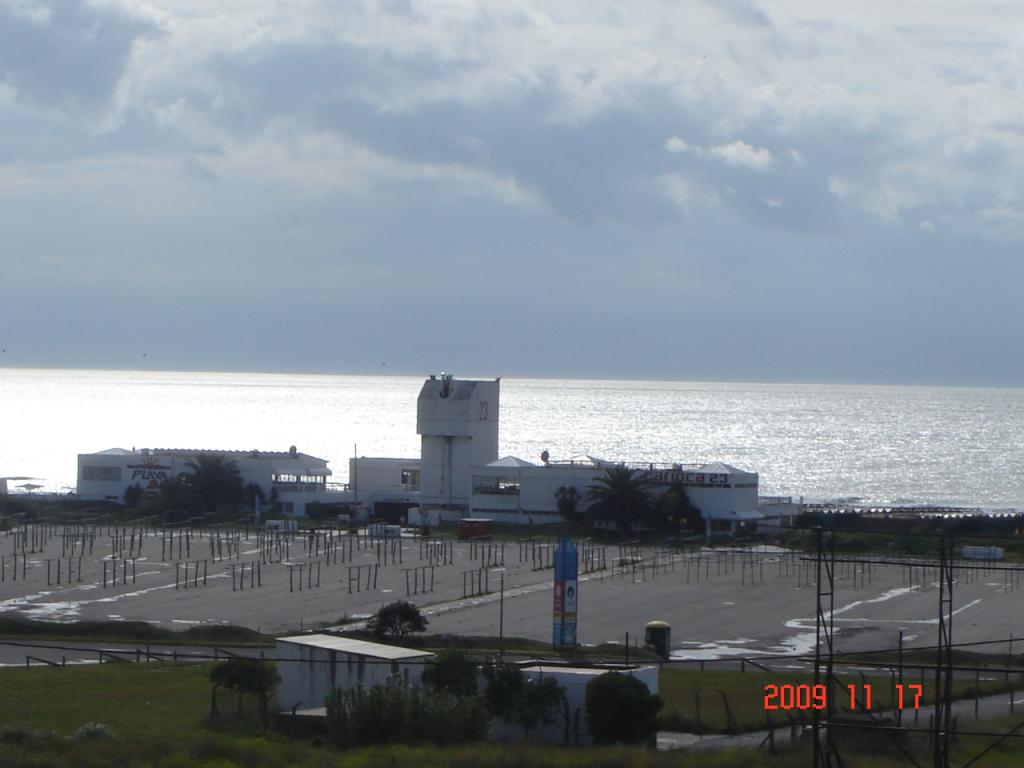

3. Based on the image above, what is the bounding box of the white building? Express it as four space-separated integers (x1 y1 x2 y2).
275 634 435 712
417 374 499 510
349 374 762 529
77 446 345 516
76 373 763 528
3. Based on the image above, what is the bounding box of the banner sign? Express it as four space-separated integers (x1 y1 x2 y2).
552 537 578 648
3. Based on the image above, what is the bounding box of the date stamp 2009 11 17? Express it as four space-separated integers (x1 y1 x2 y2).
763 683 924 712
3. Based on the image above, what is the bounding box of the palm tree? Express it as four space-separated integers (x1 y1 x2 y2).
554 485 581 522
586 466 655 531
156 474 199 522
183 453 244 515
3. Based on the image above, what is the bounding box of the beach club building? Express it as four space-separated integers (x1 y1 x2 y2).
76 446 338 516
349 374 763 531
76 374 764 530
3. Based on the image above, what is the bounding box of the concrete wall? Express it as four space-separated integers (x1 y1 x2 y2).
349 457 421 502
471 463 602 521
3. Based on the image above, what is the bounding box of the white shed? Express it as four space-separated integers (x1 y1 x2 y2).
489 662 660 746
275 634 435 712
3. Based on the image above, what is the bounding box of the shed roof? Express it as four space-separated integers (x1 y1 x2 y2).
275 634 434 660
519 663 656 677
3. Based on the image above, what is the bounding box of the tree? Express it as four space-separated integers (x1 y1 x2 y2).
183 453 244 515
586 466 655 531
421 648 478 696
483 664 566 741
209 658 281 729
367 600 428 641
655 483 702 531
123 483 144 509
242 482 266 508
554 486 582 523
584 672 662 745
154 474 199 522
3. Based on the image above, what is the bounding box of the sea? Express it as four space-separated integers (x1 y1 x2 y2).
1 367 1023 510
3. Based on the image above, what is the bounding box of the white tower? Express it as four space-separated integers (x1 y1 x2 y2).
417 374 499 510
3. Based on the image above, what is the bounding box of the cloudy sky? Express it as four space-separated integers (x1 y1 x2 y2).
1 1 1023 385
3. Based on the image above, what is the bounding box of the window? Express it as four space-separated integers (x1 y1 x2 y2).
401 469 421 487
81 466 122 482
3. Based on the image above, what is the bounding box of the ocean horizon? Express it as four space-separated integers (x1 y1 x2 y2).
2 366 1023 510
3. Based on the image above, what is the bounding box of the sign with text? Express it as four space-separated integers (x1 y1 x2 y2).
552 537 578 648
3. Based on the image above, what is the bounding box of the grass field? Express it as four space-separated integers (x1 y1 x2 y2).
0 661 784 768
1 660 1022 766
656 666 1019 733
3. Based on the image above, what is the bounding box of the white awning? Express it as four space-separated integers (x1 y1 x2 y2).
273 467 332 476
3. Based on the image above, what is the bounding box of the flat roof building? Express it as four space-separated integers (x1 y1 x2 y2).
77 446 342 516
275 634 435 713
76 373 763 529
351 375 762 528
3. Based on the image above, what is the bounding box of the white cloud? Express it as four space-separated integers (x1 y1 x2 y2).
665 135 688 153
1 0 51 25
0 119 541 210
659 172 720 215
6 1 1024 236
706 140 775 171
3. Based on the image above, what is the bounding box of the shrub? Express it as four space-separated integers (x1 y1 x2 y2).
421 649 478 697
72 722 114 740
482 664 565 741
305 502 353 521
366 601 428 641
585 672 662 745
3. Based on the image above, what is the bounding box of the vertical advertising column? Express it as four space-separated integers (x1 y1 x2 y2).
552 537 578 648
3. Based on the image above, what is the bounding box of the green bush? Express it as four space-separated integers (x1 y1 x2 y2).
305 502 353 521
482 664 565 741
585 672 662 745
421 649 478 697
